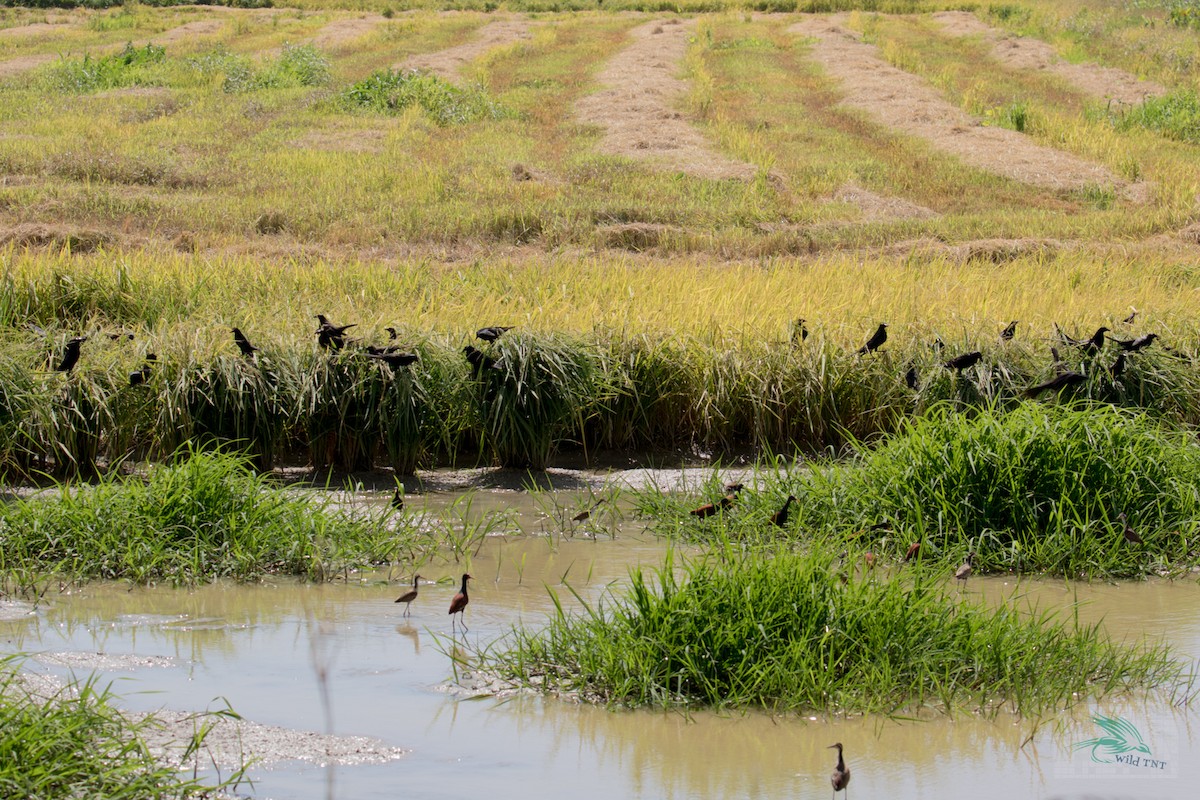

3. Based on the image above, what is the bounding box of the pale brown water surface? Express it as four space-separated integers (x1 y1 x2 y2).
2 485 1199 799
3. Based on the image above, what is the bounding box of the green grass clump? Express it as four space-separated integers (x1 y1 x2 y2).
220 43 331 94
48 43 167 94
0 657 241 799
335 69 510 125
0 448 406 585
1104 90 1200 144
484 549 1184 714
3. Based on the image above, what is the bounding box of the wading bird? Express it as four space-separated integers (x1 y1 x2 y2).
1117 512 1143 544
904 541 921 562
944 351 982 372
770 495 796 527
394 575 422 617
857 323 888 355
828 742 850 798
955 552 975 588
1000 320 1018 341
53 336 87 373
1023 371 1085 398
476 326 513 343
231 327 258 357
449 573 472 633
573 498 605 523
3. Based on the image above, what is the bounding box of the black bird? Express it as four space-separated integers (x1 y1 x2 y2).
1079 326 1110 356
129 353 156 386
108 332 135 342
391 488 404 510
724 482 745 494
394 574 421 616
944 351 982 372
476 326 513 343
857 323 888 355
770 495 796 527
316 314 332 328
1024 371 1086 398
317 323 356 350
904 365 919 391
791 318 808 345
1000 320 1018 341
370 352 419 369
385 326 399 340
463 345 499 376
1114 333 1158 352
53 336 87 373
231 327 258 357
828 742 850 797
932 335 945 352
1110 352 1126 380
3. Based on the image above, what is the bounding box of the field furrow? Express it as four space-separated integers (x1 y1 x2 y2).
398 17 531 82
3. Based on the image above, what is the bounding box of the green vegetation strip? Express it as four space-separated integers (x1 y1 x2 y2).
642 404 1200 578
0 656 239 799
483 549 1185 714
0 449 404 585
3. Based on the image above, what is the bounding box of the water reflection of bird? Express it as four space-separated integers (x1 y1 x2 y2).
450 573 472 633
395 622 420 654
828 742 850 797
394 574 422 616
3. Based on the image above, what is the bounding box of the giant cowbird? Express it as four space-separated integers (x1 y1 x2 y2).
1079 326 1110 356
476 326 513 343
944 351 982 372
370 352 419 369
317 323 356 350
857 323 888 355
1114 333 1157 352
129 353 156 386
1000 320 1018 341
1023 371 1086 398
1110 352 1126 379
231 327 258 357
463 345 499 375
904 364 919 390
385 326 399 340
53 336 87 373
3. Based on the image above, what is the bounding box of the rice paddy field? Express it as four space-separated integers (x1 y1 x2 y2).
2 0 1200 798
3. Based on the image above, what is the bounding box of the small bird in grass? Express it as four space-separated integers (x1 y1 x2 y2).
1080 326 1110 356
770 495 796 527
791 318 809 345
857 323 888 355
572 498 606 523
317 322 356 351
385 326 399 340
53 336 87 373
129 353 156 386
394 574 422 616
724 482 745 494
370 352 419 369
390 488 404 510
932 335 945 352
828 742 850 797
108 332 135 342
449 573 472 632
1000 320 1018 341
955 552 975 586
1110 352 1126 380
463 345 500 376
904 541 921 562
1117 512 1143 545
1123 308 1139 325
944 351 982 372
1023 371 1086 398
231 327 258 357
475 326 513 343
1114 333 1158 353
904 365 919 391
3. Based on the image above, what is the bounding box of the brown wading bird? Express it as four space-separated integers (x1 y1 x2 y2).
475 326 513 343
1117 512 1143 544
231 327 258 357
449 573 473 633
955 552 975 588
944 351 982 372
770 495 796 527
394 575 422 616
828 742 850 798
1000 320 1018 341
572 498 605 523
857 323 888 355
53 336 87 373
904 541 921 562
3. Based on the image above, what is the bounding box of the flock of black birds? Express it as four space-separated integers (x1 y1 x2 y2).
45 318 518 386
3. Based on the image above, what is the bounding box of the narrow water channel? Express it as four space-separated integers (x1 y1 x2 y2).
1 485 1198 799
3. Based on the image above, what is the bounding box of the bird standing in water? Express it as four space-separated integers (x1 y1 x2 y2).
955 552 975 590
449 573 473 633
394 575 422 617
828 742 850 798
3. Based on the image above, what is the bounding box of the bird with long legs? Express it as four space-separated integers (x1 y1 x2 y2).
394 575 422 616
828 742 850 798
449 573 473 633
955 552 975 591
770 495 796 527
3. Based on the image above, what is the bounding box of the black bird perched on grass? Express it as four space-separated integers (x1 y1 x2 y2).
231 327 258 357
828 743 850 797
770 495 796 527
1000 320 1018 341
1114 333 1158 352
857 323 887 355
904 364 919 391
1023 371 1086 398
129 353 156 386
1110 352 1126 380
385 326 399 340
317 321 356 350
108 332 135 342
1079 326 1110 356
463 345 499 376
476 326 513 343
944 351 982 372
370 352 419 369
53 336 87 373
791 318 808 345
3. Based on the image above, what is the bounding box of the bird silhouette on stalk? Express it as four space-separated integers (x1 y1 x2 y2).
1024 371 1085 398
231 327 258 357
1079 326 1110 356
1113 333 1157 353
791 318 808 345
857 323 887 355
53 336 87 373
944 351 981 372
1000 320 1018 341
475 326 513 343
129 353 156 386
463 345 500 376
316 317 356 351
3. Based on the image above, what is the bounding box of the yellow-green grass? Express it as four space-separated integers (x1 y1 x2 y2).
2 7 1198 261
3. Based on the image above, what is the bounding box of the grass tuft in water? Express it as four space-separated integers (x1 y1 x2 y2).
482 549 1186 714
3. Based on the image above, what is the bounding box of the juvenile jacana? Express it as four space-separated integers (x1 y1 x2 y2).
573 498 605 523
770 495 796 527
394 575 422 616
904 541 921 562
449 573 473 632
1117 512 1143 544
828 742 850 797
955 552 975 588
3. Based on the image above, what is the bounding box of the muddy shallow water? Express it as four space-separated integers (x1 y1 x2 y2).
2 485 1200 799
